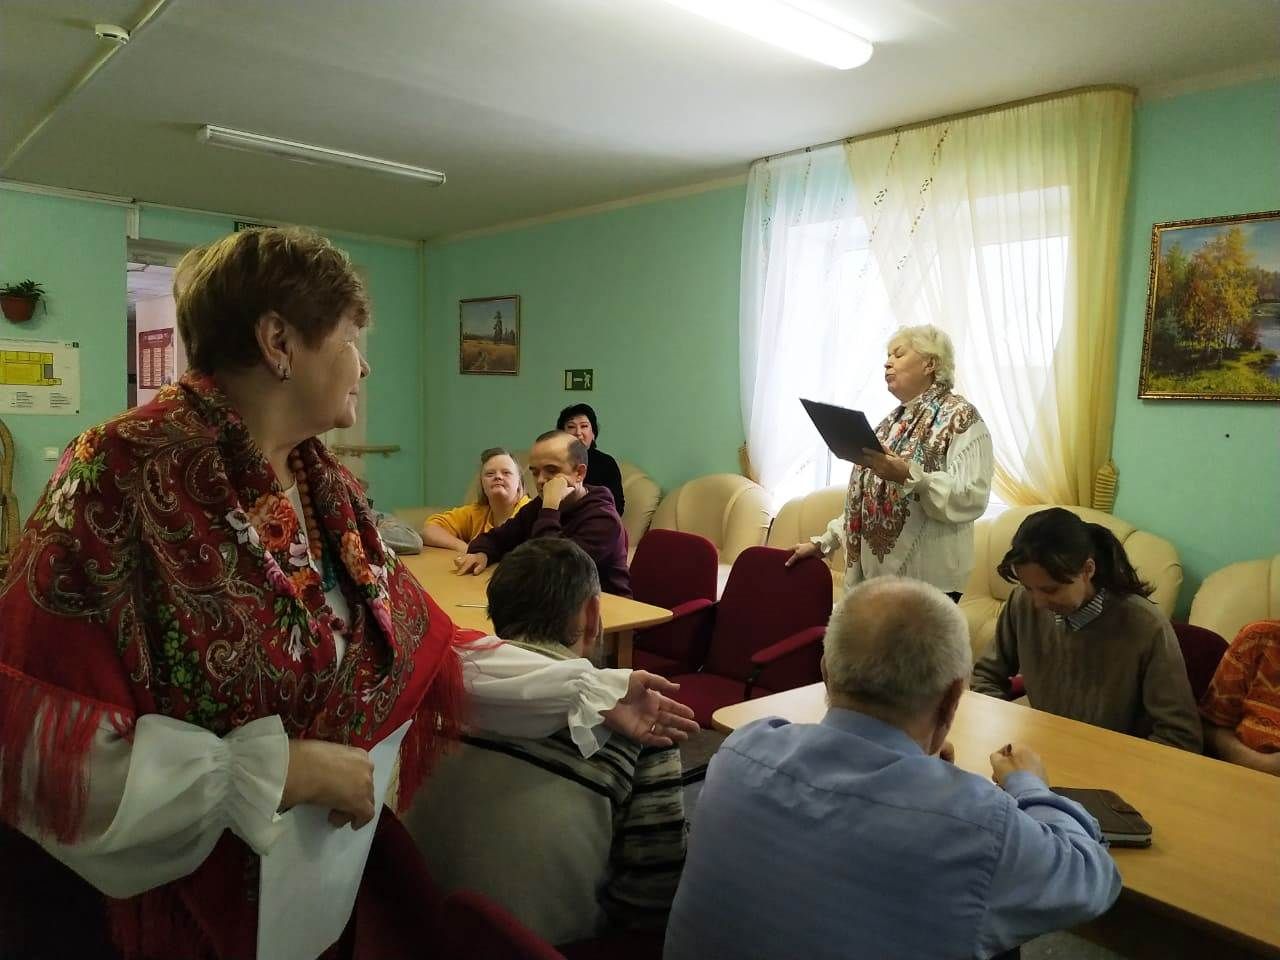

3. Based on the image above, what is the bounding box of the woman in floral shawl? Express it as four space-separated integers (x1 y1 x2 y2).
0 228 694 959
788 325 993 599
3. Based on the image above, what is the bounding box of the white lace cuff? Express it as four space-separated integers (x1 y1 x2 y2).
567 668 629 757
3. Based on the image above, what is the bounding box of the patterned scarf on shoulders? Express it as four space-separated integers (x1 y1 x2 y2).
0 372 462 959
844 383 981 579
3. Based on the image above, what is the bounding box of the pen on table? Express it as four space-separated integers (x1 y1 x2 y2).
455 603 487 608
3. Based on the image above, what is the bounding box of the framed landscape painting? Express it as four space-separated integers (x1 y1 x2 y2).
1139 210 1280 401
459 295 519 375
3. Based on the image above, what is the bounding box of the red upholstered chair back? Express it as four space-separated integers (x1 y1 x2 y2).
704 546 833 681
1173 622 1229 702
438 890 565 959
630 529 719 608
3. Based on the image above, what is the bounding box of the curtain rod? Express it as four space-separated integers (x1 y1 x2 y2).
756 83 1136 165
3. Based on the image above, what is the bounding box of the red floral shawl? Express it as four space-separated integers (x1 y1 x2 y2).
0 373 461 959
844 384 982 575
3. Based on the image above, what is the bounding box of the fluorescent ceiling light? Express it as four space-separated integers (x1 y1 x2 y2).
196 124 445 185
663 0 872 69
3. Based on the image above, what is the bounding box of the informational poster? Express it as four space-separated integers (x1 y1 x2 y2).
138 328 175 389
0 339 81 414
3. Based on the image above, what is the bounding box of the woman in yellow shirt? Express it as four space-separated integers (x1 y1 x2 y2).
422 446 530 551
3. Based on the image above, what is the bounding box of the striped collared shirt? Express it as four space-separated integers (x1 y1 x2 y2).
1058 589 1107 631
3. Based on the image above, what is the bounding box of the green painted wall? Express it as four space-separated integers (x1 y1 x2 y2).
0 190 128 513
0 195 425 519
1112 78 1280 613
423 184 746 505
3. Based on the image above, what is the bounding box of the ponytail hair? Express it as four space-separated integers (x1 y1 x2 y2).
997 507 1153 598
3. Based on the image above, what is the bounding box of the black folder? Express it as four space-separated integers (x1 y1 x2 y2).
800 398 886 462
1052 787 1152 848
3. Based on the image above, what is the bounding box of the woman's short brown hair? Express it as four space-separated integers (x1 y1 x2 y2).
175 227 369 374
474 446 525 504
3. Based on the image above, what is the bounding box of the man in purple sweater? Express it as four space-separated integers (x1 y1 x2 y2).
455 430 632 596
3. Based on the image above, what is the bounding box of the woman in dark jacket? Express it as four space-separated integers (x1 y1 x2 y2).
557 403 625 515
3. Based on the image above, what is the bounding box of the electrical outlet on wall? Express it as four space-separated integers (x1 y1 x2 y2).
43 447 60 461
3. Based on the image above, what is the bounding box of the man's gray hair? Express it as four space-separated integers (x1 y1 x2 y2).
823 577 972 714
887 324 956 389
487 538 600 648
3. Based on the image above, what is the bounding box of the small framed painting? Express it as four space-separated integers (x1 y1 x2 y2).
459 295 520 375
1139 209 1280 401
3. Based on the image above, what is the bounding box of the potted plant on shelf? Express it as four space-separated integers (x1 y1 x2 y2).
0 280 45 323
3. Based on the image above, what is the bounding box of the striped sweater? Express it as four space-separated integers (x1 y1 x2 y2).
402 641 687 944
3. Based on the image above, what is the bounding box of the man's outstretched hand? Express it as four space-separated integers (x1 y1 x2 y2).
602 670 700 746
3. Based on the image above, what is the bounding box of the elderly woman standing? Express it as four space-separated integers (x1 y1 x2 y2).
788 324 993 599
0 228 693 959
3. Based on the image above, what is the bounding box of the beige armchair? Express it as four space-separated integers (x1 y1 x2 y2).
959 505 1182 659
766 485 845 597
651 474 774 595
1189 555 1280 644
619 461 661 552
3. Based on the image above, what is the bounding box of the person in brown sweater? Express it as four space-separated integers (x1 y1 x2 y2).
971 508 1201 752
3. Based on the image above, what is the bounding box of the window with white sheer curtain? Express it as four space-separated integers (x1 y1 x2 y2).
746 159 1065 516
742 88 1132 514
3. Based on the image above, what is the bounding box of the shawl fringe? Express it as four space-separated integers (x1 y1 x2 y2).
395 646 464 811
0 662 134 844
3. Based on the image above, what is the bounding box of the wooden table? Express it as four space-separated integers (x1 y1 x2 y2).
714 685 1280 959
399 548 671 667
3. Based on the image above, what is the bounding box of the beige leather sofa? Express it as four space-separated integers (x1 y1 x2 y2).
1189 555 1280 644
766 485 845 597
959 505 1182 659
650 473 774 595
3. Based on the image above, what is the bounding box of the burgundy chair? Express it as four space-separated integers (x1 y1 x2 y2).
668 546 833 728
438 889 566 959
1173 622 1229 702
630 529 720 676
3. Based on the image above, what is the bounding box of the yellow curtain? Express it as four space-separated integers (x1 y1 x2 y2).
845 88 1134 508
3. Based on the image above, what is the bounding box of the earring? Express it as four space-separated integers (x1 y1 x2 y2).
278 364 290 381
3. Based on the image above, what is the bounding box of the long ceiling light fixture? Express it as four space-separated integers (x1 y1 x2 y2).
196 124 446 185
662 0 872 70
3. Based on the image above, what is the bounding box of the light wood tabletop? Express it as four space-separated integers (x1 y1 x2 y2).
714 684 1280 957
399 547 671 667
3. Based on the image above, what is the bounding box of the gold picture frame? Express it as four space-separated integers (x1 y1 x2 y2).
459 295 520 376
1138 209 1280 401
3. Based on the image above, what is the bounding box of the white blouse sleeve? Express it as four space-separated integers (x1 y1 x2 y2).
812 513 845 557
458 640 630 758
902 420 993 524
20 711 288 900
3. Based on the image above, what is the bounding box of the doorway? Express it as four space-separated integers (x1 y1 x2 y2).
126 239 190 408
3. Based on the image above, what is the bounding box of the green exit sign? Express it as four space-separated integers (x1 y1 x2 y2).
564 368 594 391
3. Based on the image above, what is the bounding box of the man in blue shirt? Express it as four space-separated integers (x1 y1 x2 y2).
664 576 1121 960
